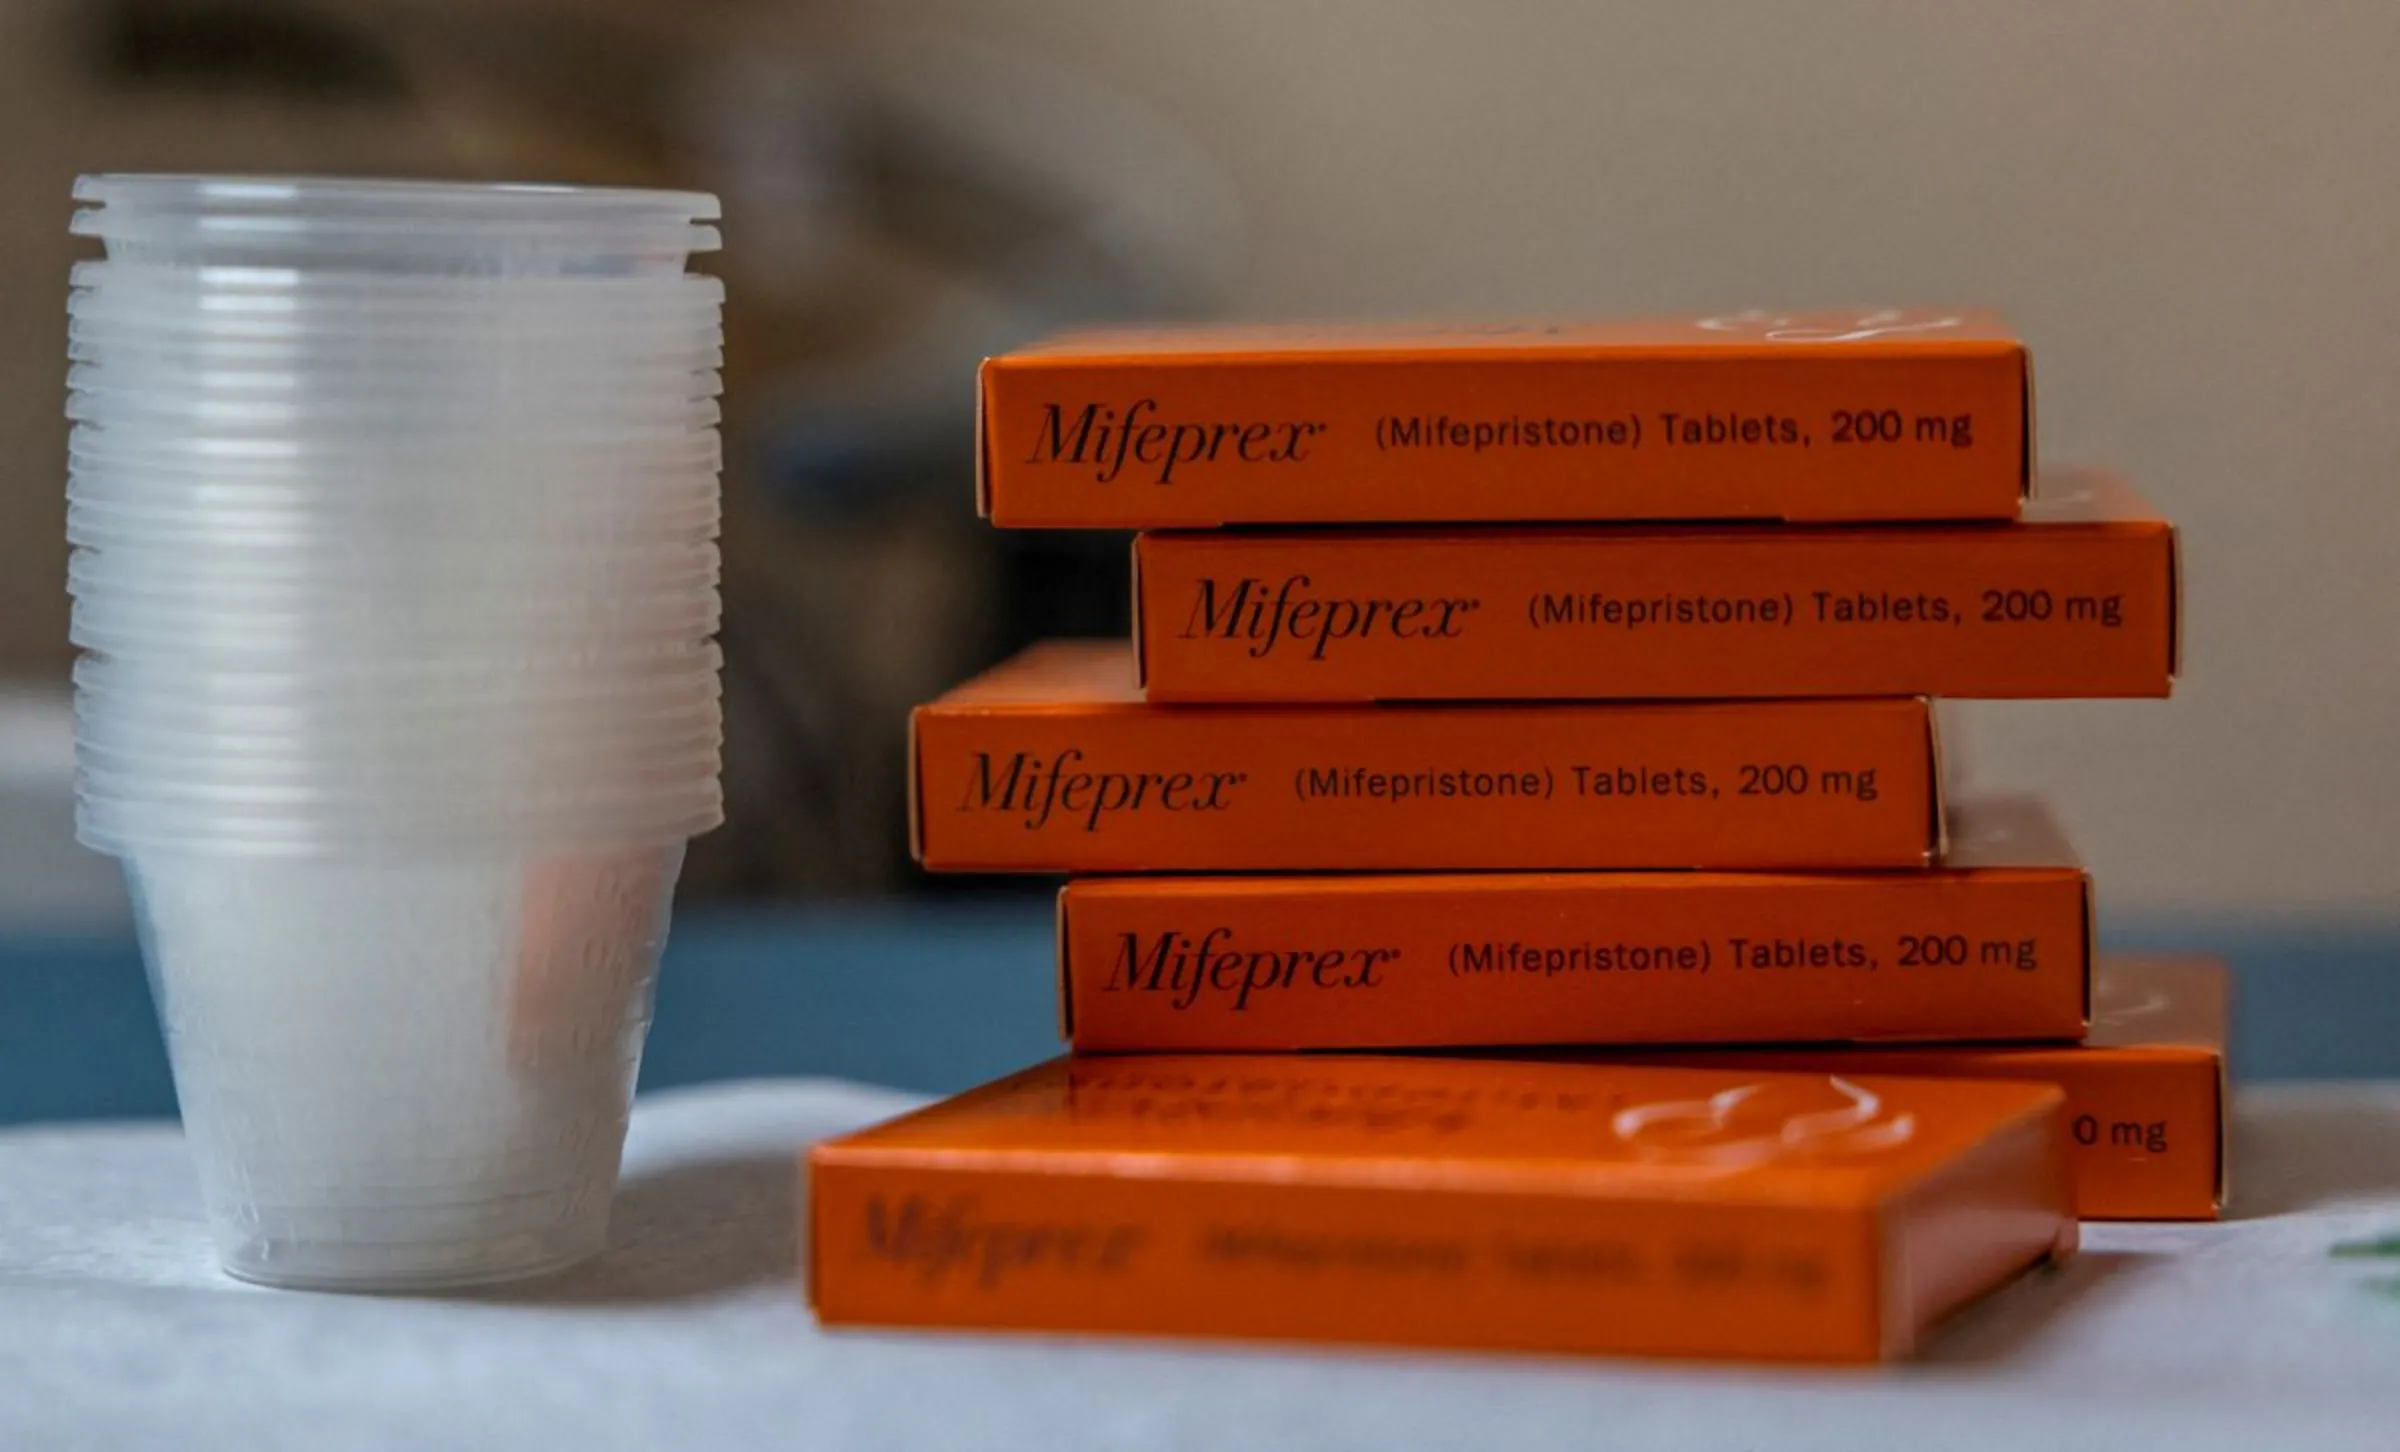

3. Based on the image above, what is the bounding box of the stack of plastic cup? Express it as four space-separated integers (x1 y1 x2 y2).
64 175 726 1290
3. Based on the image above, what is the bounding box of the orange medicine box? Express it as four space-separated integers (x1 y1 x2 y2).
810 1055 2077 1364
1134 469 2178 702
1058 796 2089 1053
977 309 2030 528
1571 955 2229 1220
912 641 1943 873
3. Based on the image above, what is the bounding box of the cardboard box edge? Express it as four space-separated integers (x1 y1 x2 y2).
974 357 997 520
1055 884 1078 1045
1130 536 1152 691
2017 346 2037 502
1922 698 1950 862
905 706 930 865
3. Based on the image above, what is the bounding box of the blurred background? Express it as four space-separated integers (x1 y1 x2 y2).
1 0 2394 1118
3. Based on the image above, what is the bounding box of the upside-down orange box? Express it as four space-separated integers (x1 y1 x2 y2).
810 1055 2077 1363
1134 469 2178 702
1058 796 2088 1054
978 309 2030 528
912 641 1943 873
1570 955 2229 1220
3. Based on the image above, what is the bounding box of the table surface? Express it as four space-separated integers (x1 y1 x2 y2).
8 903 2400 1128
6 1080 2400 1451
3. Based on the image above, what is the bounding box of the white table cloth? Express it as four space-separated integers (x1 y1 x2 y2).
5 1080 2398 1450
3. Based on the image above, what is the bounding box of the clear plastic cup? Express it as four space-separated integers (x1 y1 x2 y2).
70 422 722 456
74 720 723 778
79 723 720 767
75 673 720 728
78 713 721 764
65 464 723 506
69 465 720 498
78 761 724 824
78 785 723 840
64 495 724 547
68 526 719 572
87 792 720 859
66 461 724 508
76 717 723 777
68 551 722 593
68 361 724 401
65 320 724 363
68 599 721 653
72 187 719 275
73 700 722 753
72 626 719 672
75 225 720 277
76 741 721 802
71 413 719 447
74 707 722 755
65 308 726 351
69 277 725 315
70 373 724 412
72 313 720 340
68 541 719 593
85 785 721 853
71 256 724 298
72 522 718 560
65 518 722 562
67 173 729 1294
66 315 724 354
68 589 721 641
68 426 724 478
67 277 718 314
73 677 722 737
70 623 720 673
73 640 721 691
68 335 727 377
77 705 721 753
88 644 717 694
64 475 725 521
65 322 725 361
65 410 724 448
120 840 682 1288
73 698 721 760
74 669 723 728
75 174 718 220
67 392 722 434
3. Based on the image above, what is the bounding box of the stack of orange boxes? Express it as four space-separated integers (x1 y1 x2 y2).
812 310 2223 1363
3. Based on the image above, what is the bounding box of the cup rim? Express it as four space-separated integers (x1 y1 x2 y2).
72 209 721 259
